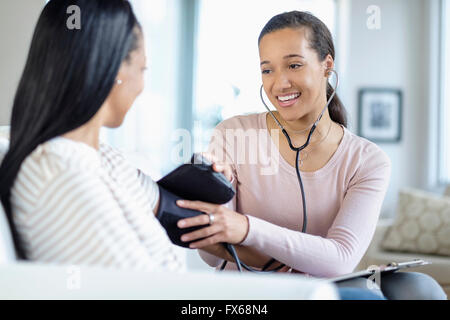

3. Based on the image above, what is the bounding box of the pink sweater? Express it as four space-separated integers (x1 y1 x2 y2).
199 112 391 278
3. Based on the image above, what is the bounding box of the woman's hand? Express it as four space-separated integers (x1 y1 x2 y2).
199 152 233 182
176 200 249 248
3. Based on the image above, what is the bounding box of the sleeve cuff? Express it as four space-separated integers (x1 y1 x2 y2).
151 182 160 211
240 215 266 247
137 169 160 212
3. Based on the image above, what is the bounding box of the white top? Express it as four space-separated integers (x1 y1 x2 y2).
10 137 185 272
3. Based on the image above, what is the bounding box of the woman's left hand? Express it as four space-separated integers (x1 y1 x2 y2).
176 200 249 249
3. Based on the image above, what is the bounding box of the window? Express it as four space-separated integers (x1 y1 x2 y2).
192 0 336 153
102 0 188 179
103 0 336 178
439 0 450 184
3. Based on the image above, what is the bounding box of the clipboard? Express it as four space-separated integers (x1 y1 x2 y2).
328 259 431 283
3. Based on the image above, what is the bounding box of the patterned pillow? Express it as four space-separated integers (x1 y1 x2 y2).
381 188 450 256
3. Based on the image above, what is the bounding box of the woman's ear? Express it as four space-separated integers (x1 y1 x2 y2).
323 54 334 77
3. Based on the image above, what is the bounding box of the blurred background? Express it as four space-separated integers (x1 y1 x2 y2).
0 0 449 271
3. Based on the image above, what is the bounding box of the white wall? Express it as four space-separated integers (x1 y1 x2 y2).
340 0 433 218
0 0 43 125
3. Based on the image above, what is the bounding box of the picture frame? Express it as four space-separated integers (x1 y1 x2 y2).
358 88 402 143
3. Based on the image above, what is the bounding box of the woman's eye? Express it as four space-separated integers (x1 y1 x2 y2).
289 64 302 69
261 69 271 74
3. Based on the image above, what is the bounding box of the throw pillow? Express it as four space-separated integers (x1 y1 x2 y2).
381 188 450 256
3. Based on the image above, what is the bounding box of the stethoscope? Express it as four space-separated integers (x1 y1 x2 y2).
221 69 339 273
260 69 339 234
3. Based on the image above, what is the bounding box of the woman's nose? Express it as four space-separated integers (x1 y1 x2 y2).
273 72 292 92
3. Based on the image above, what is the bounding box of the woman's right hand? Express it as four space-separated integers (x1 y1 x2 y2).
199 152 233 182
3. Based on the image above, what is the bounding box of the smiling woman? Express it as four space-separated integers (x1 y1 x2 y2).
175 10 447 300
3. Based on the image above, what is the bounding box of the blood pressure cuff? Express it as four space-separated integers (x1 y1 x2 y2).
157 154 235 204
156 154 236 248
156 186 208 248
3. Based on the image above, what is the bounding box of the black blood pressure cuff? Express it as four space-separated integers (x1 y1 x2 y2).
156 154 236 248
156 186 207 248
157 153 235 204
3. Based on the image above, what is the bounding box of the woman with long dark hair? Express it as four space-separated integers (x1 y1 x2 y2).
0 0 186 271
174 11 446 299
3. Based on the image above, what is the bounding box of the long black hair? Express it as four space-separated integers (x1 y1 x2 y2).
0 0 141 259
258 11 347 127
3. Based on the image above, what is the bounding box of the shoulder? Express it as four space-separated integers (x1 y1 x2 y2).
342 128 391 183
215 112 265 132
98 142 139 180
99 141 125 160
12 138 102 206
345 128 390 166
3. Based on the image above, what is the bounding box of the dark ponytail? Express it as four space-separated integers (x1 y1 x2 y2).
0 0 141 259
327 83 347 127
259 11 347 127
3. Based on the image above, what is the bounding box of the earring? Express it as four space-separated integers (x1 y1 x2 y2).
116 79 123 85
326 69 333 77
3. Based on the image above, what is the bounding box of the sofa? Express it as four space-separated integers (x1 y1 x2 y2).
0 132 338 300
357 218 450 298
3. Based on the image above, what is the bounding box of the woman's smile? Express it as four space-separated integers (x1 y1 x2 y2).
276 92 301 108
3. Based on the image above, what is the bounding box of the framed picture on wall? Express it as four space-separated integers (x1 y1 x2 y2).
358 88 402 143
